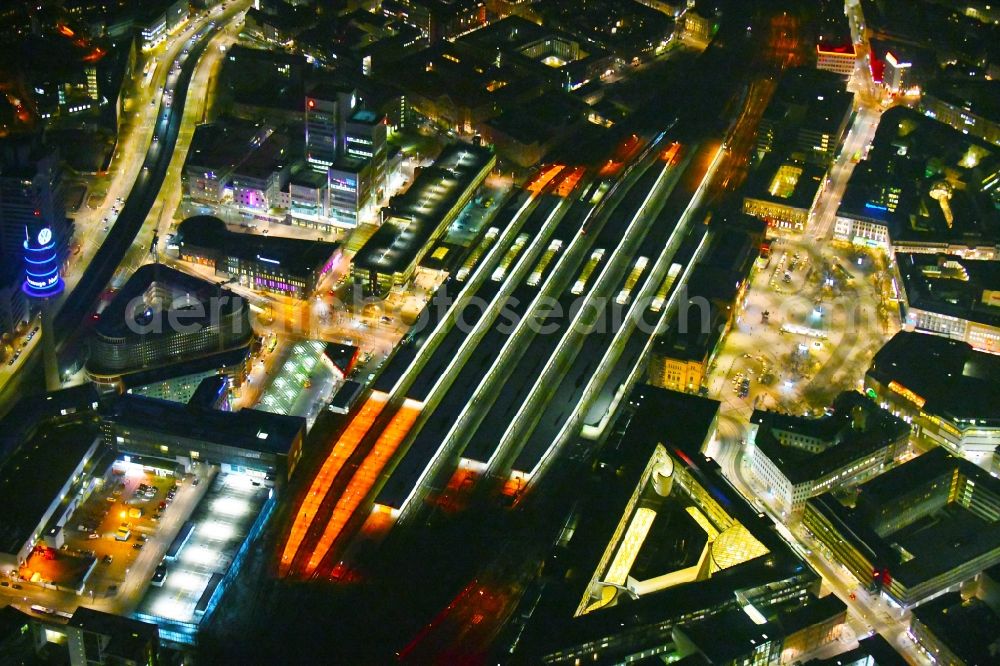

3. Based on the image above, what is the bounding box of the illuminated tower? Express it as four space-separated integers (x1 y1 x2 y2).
22 225 65 390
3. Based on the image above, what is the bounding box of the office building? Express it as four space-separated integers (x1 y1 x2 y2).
306 86 352 168
516 386 818 664
895 253 1000 354
328 157 374 228
920 77 1000 147
882 51 912 93
123 346 252 405
305 84 388 227
0 410 102 574
816 43 855 76
743 156 825 231
176 215 342 298
775 594 848 663
0 267 29 341
747 391 910 515
835 107 1000 256
800 635 907 666
221 46 308 122
756 68 853 166
345 108 388 198
0 138 71 279
864 331 1000 464
67 607 160 666
102 392 306 481
909 592 1000 666
182 118 276 204
382 0 487 43
803 448 1000 607
229 132 291 212
673 610 782 666
137 0 188 50
352 142 494 295
86 264 253 387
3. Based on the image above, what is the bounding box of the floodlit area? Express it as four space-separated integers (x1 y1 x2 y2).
279 392 389 575
135 471 271 644
580 447 770 615
304 399 422 576
47 460 203 601
256 340 337 424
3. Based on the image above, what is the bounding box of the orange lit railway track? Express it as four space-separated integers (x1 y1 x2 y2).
279 161 582 578
554 166 585 197
525 163 565 194
278 392 388 576
305 399 423 577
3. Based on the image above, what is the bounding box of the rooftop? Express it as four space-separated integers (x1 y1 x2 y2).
912 592 1000 665
745 154 824 210
750 391 910 485
69 606 158 662
184 117 272 177
867 331 1000 424
121 347 252 395
801 634 908 666
389 41 550 115
774 593 847 636
353 142 494 275
897 252 1000 330
676 609 780 663
629 386 720 457
923 77 1000 122
517 385 810 662
761 67 854 142
177 216 340 278
0 419 100 555
102 393 305 459
93 263 246 340
808 448 1000 589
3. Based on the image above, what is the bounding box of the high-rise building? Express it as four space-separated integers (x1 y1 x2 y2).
305 84 357 169
0 139 71 280
304 83 389 227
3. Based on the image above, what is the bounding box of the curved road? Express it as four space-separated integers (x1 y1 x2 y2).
54 9 242 348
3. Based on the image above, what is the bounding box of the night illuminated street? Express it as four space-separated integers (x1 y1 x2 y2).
1 0 998 664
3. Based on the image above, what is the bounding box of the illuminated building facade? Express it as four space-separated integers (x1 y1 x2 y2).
895 253 1000 354
102 392 306 481
747 391 909 515
517 386 819 664
176 216 342 298
0 140 70 281
328 158 372 229
803 448 1000 608
305 86 387 227
86 264 253 386
882 51 912 93
864 331 1000 464
22 227 65 298
920 78 1000 148
815 44 855 76
743 158 825 231
648 215 762 393
835 107 1000 255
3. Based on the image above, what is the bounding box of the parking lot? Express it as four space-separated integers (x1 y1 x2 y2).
59 461 211 603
